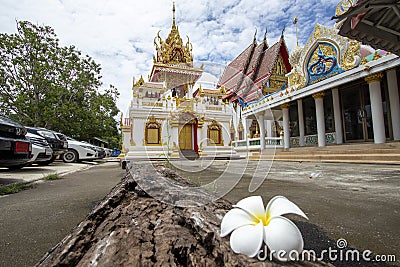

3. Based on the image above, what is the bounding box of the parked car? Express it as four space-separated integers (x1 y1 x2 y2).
104 148 113 157
26 132 53 165
0 116 32 169
81 141 106 159
111 149 121 157
25 127 68 165
62 137 98 163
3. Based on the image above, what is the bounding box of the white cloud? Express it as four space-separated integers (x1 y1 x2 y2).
0 0 339 116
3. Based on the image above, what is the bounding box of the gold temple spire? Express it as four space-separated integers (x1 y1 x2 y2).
152 3 194 65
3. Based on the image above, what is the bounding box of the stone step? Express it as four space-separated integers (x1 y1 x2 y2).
247 142 400 163
179 150 199 160
275 148 400 155
249 153 400 164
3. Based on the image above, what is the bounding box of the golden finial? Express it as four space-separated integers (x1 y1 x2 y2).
172 2 176 28
293 17 299 47
263 27 268 47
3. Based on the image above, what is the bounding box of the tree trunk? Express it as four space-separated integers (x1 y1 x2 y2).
37 162 332 267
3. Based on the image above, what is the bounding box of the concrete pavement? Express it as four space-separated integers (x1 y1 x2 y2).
0 161 124 267
171 159 400 264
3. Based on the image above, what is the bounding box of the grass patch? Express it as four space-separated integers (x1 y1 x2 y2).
43 173 61 180
0 182 32 195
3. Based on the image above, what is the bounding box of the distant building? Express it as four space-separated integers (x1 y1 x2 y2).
121 4 235 160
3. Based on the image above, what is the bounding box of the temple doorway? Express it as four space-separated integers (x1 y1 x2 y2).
341 84 374 142
179 123 193 150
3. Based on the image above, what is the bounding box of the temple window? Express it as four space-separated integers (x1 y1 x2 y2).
208 121 222 145
145 117 161 145
303 96 317 135
289 103 299 137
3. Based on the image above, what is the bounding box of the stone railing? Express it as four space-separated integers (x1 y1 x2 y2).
290 132 336 147
232 137 283 151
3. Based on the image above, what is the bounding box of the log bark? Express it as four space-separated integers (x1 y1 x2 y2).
37 162 332 267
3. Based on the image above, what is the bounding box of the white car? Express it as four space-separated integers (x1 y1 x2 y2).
62 138 98 163
26 133 53 164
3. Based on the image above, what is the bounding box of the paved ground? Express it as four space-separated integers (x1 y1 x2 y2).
0 161 124 267
0 160 103 185
0 159 398 266
171 159 400 264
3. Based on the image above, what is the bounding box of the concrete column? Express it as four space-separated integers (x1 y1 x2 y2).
243 117 249 150
171 123 180 157
365 73 386 144
387 69 400 140
266 120 272 138
258 112 266 150
297 99 305 147
332 87 343 144
313 92 326 147
281 104 290 150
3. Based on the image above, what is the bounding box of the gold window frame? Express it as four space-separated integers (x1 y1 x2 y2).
145 116 161 146
207 120 223 146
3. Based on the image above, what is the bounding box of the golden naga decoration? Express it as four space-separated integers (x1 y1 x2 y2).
335 0 356 17
342 39 361 70
153 3 194 66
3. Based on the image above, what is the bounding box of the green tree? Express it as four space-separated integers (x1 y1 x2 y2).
0 20 120 144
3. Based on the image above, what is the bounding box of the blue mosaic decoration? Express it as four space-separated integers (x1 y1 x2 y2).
306 42 343 85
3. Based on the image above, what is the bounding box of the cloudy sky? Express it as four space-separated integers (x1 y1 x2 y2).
0 0 339 115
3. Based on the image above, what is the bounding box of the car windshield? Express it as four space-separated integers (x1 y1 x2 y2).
36 130 56 139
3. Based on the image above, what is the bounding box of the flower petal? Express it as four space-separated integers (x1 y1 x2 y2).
264 216 304 261
230 221 264 258
265 196 308 219
220 208 255 237
233 196 265 218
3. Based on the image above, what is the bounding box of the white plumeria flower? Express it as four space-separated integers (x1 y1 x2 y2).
220 196 308 261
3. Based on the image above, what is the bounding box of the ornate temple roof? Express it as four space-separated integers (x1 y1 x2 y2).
153 3 194 66
219 32 291 104
148 3 202 91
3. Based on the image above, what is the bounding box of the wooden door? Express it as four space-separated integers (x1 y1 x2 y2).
179 124 192 150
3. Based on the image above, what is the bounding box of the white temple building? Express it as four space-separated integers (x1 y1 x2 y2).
121 4 235 160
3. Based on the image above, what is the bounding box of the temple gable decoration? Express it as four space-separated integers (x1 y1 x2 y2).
306 42 343 85
288 24 361 89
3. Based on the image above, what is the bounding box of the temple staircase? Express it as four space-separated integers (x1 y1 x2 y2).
249 142 400 164
179 150 199 160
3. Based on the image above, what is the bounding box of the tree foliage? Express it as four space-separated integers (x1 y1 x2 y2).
0 21 120 144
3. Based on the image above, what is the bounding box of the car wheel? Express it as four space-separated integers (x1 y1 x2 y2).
62 150 78 163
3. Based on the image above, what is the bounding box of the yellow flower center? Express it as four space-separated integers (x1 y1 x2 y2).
253 212 271 226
